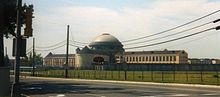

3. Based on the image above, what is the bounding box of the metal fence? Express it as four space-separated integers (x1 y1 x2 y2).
34 64 220 85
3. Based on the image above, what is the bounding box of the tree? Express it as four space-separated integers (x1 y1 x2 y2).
0 1 31 67
0 0 17 67
27 52 43 67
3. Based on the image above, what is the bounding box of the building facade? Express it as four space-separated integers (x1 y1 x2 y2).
43 52 75 67
188 58 220 64
75 33 124 69
116 49 188 64
42 34 204 70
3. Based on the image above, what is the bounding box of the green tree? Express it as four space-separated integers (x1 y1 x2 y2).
27 52 43 67
0 0 17 67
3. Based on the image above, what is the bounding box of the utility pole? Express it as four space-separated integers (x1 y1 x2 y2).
0 34 4 67
32 37 35 76
11 0 22 96
0 1 5 67
65 25 69 78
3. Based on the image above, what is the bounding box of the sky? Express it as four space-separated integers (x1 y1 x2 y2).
4 0 220 59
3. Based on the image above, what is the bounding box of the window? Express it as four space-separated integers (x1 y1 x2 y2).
174 56 176 61
149 56 151 61
166 56 169 61
139 57 141 61
159 56 162 61
163 56 165 61
152 56 155 61
170 56 172 61
156 56 158 61
136 57 138 62
146 56 148 61
142 56 145 61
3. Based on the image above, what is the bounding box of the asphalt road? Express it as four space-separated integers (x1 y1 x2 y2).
19 77 220 97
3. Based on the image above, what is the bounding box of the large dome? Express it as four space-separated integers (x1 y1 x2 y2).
89 33 123 46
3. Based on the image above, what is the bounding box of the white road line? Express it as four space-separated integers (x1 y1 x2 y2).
48 94 65 97
169 94 189 96
202 93 219 96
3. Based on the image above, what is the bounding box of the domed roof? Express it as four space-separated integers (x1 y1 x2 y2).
89 33 123 46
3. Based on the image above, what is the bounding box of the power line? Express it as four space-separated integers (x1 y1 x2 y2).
36 43 66 51
69 44 83 48
35 43 84 52
36 40 66 49
122 10 220 43
166 31 219 48
70 40 88 45
124 20 213 46
125 26 219 50
26 47 33 52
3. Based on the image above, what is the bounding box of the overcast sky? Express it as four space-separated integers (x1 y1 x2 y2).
4 0 220 59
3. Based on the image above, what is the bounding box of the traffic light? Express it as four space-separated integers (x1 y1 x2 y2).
24 5 34 37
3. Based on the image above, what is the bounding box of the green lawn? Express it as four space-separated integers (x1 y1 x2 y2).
34 70 220 85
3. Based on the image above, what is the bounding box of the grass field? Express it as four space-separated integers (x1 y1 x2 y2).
33 69 220 85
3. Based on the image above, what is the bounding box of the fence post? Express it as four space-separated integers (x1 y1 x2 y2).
162 71 164 82
217 71 219 85
186 64 189 82
124 63 127 81
201 65 204 83
118 70 120 80
150 64 153 81
105 70 107 79
151 70 153 81
173 65 176 81
94 70 96 79
133 70 135 81
111 70 113 80
200 71 203 83
83 70 85 78
142 70 144 81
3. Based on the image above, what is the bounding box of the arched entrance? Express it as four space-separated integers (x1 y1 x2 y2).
93 57 105 70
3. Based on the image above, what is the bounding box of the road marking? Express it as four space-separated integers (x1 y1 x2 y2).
169 94 189 96
48 94 65 97
85 93 106 97
202 93 219 96
57 94 65 97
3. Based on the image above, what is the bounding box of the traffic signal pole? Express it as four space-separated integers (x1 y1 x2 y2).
11 0 22 96
32 37 35 76
65 25 69 78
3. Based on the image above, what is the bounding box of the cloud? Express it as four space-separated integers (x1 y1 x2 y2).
52 0 220 41
5 0 220 58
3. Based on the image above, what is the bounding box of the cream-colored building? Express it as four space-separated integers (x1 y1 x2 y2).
75 33 124 69
116 49 188 64
43 34 190 70
43 52 75 67
188 58 220 64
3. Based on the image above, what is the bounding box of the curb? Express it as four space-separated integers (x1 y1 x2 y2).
25 76 220 89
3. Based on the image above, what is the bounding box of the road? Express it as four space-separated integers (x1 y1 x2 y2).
20 77 220 97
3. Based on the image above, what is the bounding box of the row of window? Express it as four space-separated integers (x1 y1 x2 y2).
44 59 75 66
125 56 177 62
